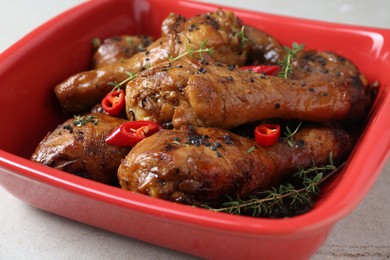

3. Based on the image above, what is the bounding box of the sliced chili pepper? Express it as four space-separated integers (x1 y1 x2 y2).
101 89 125 116
105 120 162 147
254 123 280 147
240 65 280 76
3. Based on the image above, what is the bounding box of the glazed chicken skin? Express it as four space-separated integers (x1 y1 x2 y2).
291 50 372 122
244 25 286 65
125 57 353 129
55 9 248 114
31 113 130 185
92 35 155 68
118 124 351 205
92 26 286 68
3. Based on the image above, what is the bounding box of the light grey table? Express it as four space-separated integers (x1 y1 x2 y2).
1 1 389 259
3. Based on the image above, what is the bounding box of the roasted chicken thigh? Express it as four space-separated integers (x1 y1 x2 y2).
125 57 355 129
118 124 351 205
31 113 130 185
91 35 155 68
55 9 248 114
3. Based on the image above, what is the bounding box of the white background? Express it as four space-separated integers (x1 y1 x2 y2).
0 0 389 259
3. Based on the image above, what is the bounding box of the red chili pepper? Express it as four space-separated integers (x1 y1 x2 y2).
101 89 125 116
105 121 162 147
254 123 281 147
240 65 280 76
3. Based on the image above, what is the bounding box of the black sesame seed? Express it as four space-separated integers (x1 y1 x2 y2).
223 135 233 144
196 67 206 74
162 122 174 129
213 141 222 148
228 64 236 71
317 57 326 66
63 125 73 133
296 140 305 148
274 103 281 109
337 56 346 62
224 140 233 145
249 77 254 82
216 151 222 157
308 87 315 92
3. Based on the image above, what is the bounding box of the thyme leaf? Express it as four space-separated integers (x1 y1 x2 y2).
90 38 101 50
247 146 256 153
281 122 303 148
234 25 247 46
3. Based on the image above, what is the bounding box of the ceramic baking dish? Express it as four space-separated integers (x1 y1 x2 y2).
0 0 389 259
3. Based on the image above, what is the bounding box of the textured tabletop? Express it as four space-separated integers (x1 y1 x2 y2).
1 0 389 259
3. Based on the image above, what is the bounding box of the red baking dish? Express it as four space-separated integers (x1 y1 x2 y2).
0 0 389 259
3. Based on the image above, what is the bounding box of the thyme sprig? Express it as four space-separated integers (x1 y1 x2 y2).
110 39 213 89
235 25 247 46
170 39 213 62
281 122 303 148
108 71 138 91
204 153 343 217
72 115 98 127
278 42 305 79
